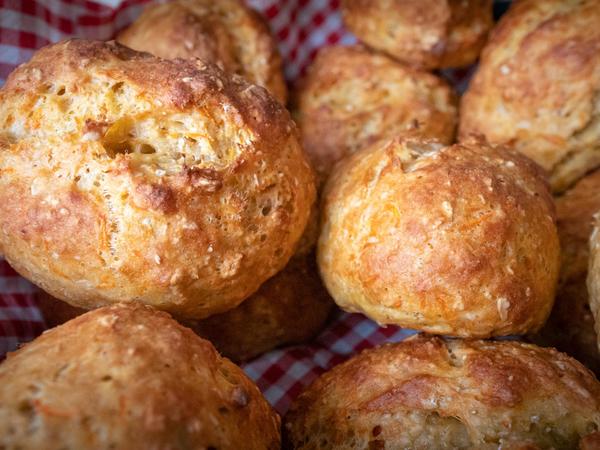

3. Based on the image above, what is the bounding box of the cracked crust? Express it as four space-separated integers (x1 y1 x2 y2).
318 136 559 337
284 335 600 450
459 0 600 193
341 0 493 69
0 39 315 319
118 0 287 103
532 169 600 374
293 45 457 184
0 303 280 450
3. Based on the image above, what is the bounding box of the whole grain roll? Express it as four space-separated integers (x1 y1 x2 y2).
0 303 280 450
341 0 493 69
0 39 315 319
318 136 559 337
532 169 600 374
459 0 600 193
118 0 287 103
293 45 457 184
284 335 600 449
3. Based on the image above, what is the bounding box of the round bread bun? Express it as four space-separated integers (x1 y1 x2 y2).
284 335 600 449
0 303 280 449
459 0 600 193
0 39 315 320
293 45 457 184
318 136 559 337
341 0 493 69
117 0 287 103
532 169 600 374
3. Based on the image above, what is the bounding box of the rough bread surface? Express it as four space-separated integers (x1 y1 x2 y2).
460 0 600 192
284 336 600 450
341 0 493 69
118 0 287 103
294 45 457 184
0 39 315 319
0 303 281 450
318 137 559 337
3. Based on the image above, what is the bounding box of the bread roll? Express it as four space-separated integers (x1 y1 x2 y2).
459 0 600 193
284 335 600 449
532 169 600 374
0 39 315 319
0 40 315 318
118 0 287 103
318 136 559 337
0 303 280 449
341 0 493 69
293 45 457 183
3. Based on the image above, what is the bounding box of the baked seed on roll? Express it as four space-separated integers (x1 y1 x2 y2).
284 335 600 450
0 303 280 449
293 45 457 184
0 39 315 320
459 0 600 193
532 169 600 374
118 0 287 103
318 136 559 337
341 0 493 69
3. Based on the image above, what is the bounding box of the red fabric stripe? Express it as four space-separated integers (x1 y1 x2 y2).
0 28 50 49
1 1 74 34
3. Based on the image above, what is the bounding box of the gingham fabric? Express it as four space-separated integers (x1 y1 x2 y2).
0 0 512 416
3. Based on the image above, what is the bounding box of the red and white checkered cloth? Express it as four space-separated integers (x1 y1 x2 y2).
0 0 510 416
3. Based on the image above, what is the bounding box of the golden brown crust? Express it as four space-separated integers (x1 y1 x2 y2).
341 0 493 69
459 0 600 193
318 136 559 337
0 39 315 319
118 0 287 103
284 336 600 450
0 303 280 450
37 250 333 362
37 205 331 361
192 250 333 362
532 169 600 374
293 45 457 184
